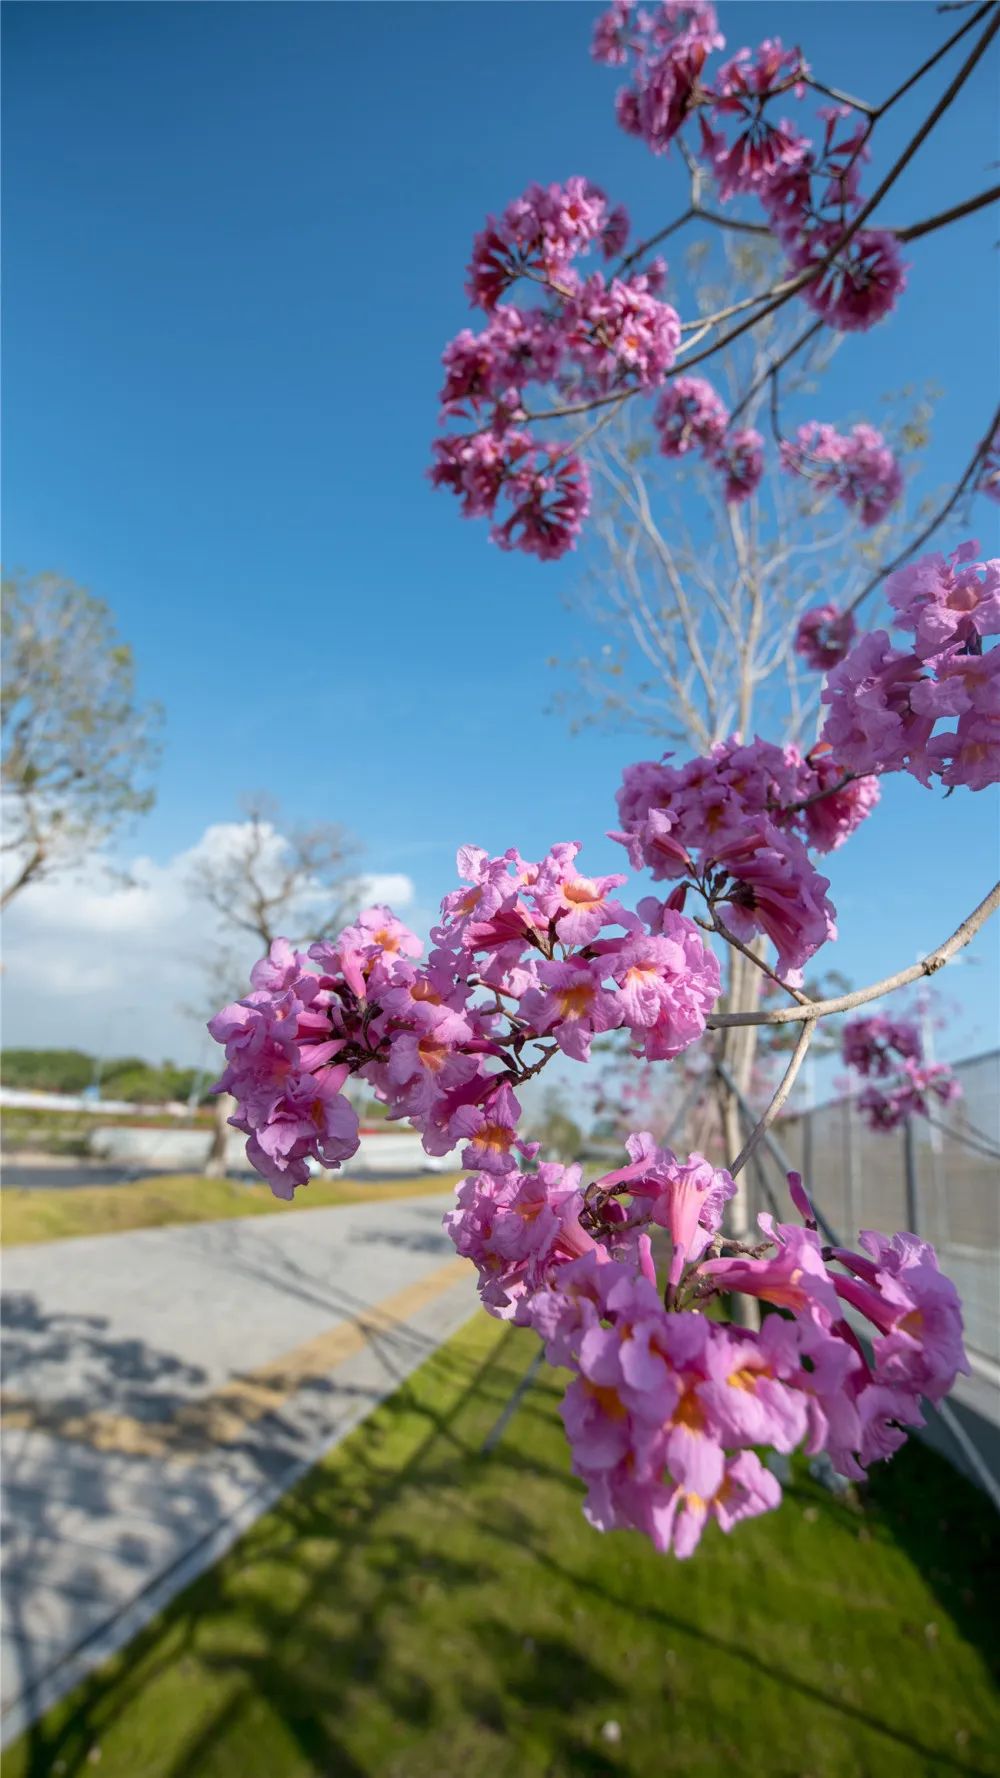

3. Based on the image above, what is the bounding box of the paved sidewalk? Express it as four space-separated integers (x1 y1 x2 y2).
0 1193 474 1745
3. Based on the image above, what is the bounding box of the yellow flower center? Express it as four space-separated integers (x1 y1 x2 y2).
477 1122 513 1154
556 982 596 1019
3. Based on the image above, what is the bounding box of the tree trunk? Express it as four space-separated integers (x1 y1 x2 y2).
204 1093 235 1177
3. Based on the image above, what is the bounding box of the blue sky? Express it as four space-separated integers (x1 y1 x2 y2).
2 1 998 1079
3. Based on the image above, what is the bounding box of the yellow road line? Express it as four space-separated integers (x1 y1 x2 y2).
0 1257 469 1461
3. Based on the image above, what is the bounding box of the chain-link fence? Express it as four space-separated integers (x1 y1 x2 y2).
775 1050 1000 1370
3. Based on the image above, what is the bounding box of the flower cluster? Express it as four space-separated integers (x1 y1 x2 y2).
431 176 684 557
210 843 722 1192
593 1 724 154
780 422 903 527
653 377 764 505
429 12 982 562
593 12 907 332
611 733 884 979
208 815 973 1562
821 543 1000 789
794 603 856 671
699 39 809 201
446 1147 968 1557
842 1013 960 1132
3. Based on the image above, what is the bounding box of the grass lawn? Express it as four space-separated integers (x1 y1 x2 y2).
6 1316 998 1778
0 1172 462 1246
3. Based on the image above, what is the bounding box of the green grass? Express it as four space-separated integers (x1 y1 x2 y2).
7 1316 998 1778
0 1171 462 1246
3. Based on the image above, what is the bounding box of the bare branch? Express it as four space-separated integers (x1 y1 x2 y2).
707 881 1000 1028
727 1020 816 1177
896 182 1000 242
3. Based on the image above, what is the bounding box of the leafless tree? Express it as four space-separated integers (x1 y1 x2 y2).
187 794 360 953
188 795 360 1174
552 242 942 1239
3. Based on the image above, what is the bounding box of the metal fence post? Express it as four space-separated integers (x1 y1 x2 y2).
903 1114 920 1235
845 1096 860 1237
802 1103 814 1196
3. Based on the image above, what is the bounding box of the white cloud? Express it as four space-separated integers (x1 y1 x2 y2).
1 825 414 1064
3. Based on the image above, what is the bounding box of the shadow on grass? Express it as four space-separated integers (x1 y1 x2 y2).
9 1315 1000 1778
8 1322 529 1778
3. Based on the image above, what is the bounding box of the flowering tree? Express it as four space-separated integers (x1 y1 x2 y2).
209 5 999 1556
428 2 997 1202
429 5 998 562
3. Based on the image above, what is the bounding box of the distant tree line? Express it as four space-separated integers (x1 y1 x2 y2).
1 1048 210 1104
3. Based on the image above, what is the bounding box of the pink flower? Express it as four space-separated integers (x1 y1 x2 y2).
244 1072 359 1200
700 1219 842 1323
652 1451 782 1558
465 177 612 311
794 603 856 671
568 274 681 389
798 756 880 853
430 430 515 519
603 2 725 155
697 1328 810 1453
833 1231 969 1403
439 309 565 417
530 843 634 944
927 709 1000 790
445 1161 595 1316
820 631 936 781
782 423 902 527
602 202 631 258
617 1146 735 1286
431 429 591 562
608 916 721 1058
519 957 623 1061
700 40 809 200
611 806 694 880
795 226 907 332
712 428 764 502
709 824 836 977
654 376 730 457
450 1080 523 1174
491 442 591 561
843 1014 921 1078
591 0 633 67
886 544 1000 661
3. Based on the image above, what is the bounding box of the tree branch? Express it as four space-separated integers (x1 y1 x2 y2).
725 1020 815 1177
895 181 1000 242
707 880 1000 1028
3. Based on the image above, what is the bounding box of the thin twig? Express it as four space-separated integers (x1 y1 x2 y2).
707 881 1000 1029
702 910 812 1007
726 1020 816 1176
896 182 1000 241
874 0 995 115
674 8 1000 376
803 74 875 115
729 318 825 428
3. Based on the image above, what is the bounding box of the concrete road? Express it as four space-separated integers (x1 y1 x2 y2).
0 1193 475 1745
